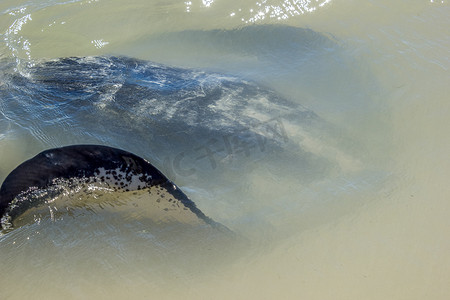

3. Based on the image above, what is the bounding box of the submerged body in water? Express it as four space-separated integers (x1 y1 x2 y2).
0 54 357 233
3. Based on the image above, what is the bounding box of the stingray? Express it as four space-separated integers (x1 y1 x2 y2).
0 47 360 230
0 55 342 188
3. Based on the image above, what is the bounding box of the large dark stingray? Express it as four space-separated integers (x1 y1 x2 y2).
0 145 225 231
0 31 359 230
0 55 336 186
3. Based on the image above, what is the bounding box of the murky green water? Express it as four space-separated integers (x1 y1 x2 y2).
0 0 449 299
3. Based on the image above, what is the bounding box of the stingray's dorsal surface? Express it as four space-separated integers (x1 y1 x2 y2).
0 145 218 230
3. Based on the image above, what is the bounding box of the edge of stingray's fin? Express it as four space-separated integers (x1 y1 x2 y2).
0 145 224 231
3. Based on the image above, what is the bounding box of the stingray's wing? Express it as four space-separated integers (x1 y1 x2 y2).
0 145 223 230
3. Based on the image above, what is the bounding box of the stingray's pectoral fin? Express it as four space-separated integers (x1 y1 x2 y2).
0 145 226 232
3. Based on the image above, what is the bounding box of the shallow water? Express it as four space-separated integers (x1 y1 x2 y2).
0 0 449 299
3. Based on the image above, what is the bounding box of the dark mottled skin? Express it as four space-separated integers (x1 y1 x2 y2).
0 145 215 226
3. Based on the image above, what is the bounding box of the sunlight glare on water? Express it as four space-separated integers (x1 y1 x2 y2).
0 0 449 299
